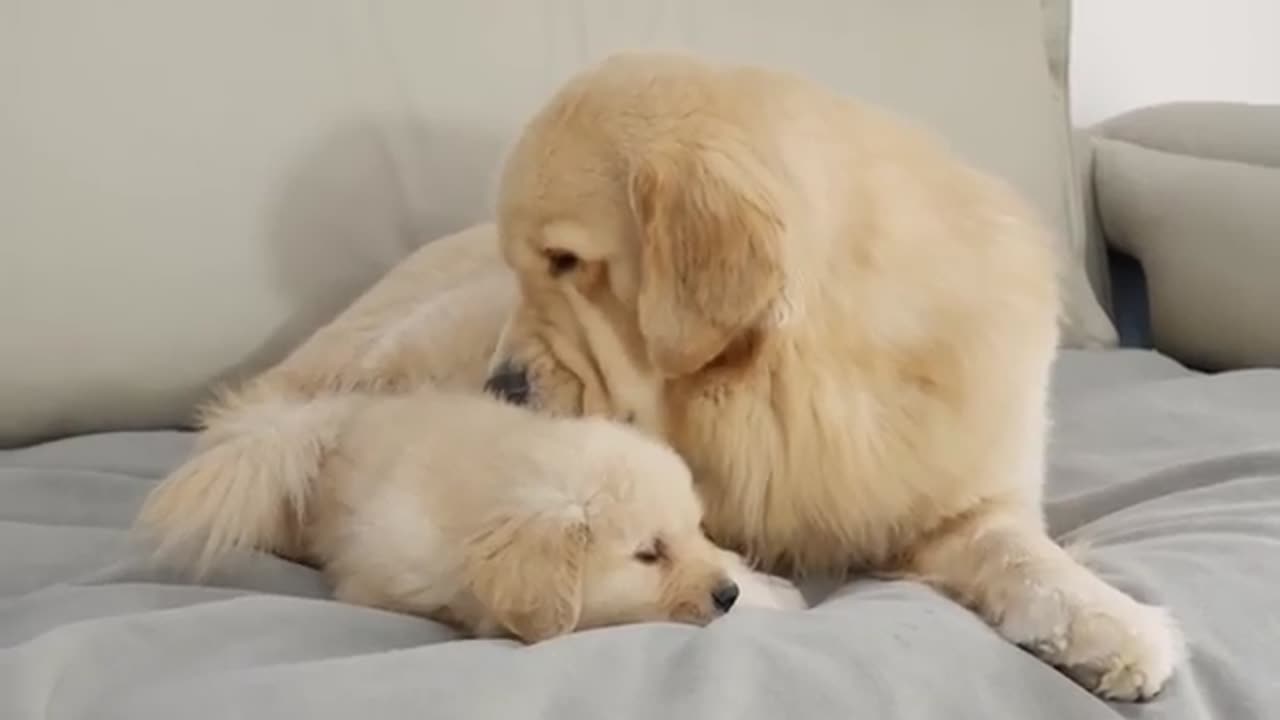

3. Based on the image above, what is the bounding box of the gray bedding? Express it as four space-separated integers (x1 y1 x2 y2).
2 349 1277 719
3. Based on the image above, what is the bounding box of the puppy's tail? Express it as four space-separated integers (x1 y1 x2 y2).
134 379 355 578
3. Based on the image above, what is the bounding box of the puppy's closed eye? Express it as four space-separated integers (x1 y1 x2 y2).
634 538 665 565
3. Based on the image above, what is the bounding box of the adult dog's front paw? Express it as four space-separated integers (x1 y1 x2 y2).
1003 588 1184 701
910 516 1186 703
1057 600 1182 701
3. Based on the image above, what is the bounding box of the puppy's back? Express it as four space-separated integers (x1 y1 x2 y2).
307 389 539 614
310 387 668 627
319 388 534 515
312 388 606 558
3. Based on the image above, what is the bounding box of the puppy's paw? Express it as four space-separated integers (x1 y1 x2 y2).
742 573 808 611
1002 587 1183 701
719 549 807 611
733 569 808 611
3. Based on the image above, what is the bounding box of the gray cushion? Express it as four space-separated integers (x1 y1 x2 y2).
1092 102 1280 369
1098 101 1280 169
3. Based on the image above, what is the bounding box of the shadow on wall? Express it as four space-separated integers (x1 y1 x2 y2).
204 116 511 400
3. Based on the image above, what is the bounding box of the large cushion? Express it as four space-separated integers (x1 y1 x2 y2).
0 0 1115 448
1072 129 1115 313
1099 101 1280 167
1091 102 1280 370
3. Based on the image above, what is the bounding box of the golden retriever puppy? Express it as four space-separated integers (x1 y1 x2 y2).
137 386 805 643
481 51 1182 698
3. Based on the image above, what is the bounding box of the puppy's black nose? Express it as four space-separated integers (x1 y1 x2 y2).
484 362 532 406
711 581 740 613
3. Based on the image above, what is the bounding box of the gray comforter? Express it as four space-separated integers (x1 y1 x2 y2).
2 349 1277 719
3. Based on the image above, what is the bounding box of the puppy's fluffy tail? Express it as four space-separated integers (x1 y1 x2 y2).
135 380 355 577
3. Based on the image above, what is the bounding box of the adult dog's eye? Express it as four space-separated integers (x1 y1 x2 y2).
545 250 580 276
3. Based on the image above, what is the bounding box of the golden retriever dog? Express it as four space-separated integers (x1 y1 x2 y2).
137 385 805 643
134 50 1180 699
480 51 1182 699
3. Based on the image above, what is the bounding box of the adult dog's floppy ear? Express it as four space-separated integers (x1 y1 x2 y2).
628 137 787 376
465 508 589 643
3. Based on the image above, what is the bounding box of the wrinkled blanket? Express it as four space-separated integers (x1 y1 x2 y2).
2 349 1277 719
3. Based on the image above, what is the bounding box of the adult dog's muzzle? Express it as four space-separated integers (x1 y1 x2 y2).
483 361 532 406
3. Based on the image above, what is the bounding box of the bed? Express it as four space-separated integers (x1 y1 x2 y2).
5 2 1278 719
3 349 1277 720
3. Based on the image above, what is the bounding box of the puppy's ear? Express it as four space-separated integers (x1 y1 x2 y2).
628 137 787 376
464 509 589 643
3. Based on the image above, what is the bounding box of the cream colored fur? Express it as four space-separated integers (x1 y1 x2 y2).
137 223 517 577
485 51 1183 700
140 384 804 643
136 51 1181 698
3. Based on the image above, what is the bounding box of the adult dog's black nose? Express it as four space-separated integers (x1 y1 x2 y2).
711 581 740 613
484 361 531 405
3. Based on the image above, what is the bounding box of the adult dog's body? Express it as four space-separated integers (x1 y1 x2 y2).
137 52 1180 700
485 52 1180 700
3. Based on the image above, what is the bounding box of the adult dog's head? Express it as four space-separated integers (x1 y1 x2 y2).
484 52 796 434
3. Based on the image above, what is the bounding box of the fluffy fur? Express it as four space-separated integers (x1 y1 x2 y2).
483 51 1183 700
138 385 805 643
136 51 1182 698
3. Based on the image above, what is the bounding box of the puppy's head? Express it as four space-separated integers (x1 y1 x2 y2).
484 52 789 432
463 417 742 643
